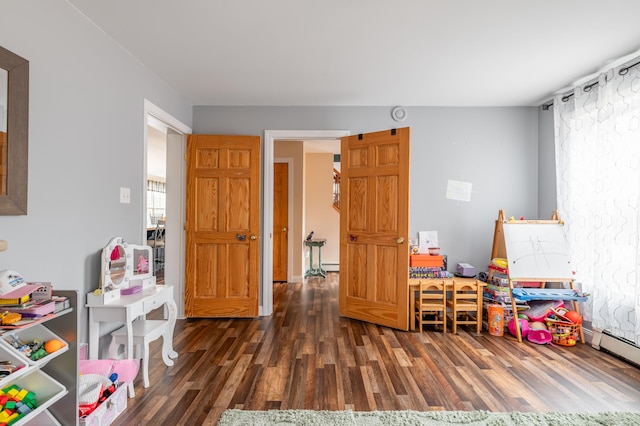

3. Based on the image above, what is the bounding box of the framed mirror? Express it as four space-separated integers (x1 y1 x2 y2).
101 237 128 292
100 237 155 293
0 45 29 215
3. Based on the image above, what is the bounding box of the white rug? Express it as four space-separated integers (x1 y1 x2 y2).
218 409 640 426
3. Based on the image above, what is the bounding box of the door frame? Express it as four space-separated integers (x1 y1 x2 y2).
262 130 350 316
143 99 191 319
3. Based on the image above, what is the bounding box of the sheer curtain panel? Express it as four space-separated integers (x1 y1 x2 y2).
554 65 640 347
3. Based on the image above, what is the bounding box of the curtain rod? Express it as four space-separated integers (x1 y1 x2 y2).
541 58 640 110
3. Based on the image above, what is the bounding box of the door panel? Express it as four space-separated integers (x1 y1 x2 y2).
273 163 288 282
339 128 410 330
185 134 260 318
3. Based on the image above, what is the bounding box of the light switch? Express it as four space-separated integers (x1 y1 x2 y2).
120 187 131 204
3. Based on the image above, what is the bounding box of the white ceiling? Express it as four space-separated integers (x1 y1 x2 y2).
67 0 640 107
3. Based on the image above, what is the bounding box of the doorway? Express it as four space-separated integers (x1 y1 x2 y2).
143 100 191 318
146 121 167 283
273 140 341 283
263 130 350 316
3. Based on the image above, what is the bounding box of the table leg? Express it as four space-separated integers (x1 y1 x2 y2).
161 298 179 364
122 318 136 398
317 245 326 277
305 245 314 277
410 285 416 331
476 280 483 333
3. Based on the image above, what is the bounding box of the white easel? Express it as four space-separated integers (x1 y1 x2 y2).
488 210 585 343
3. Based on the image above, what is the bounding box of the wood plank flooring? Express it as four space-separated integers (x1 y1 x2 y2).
117 273 640 425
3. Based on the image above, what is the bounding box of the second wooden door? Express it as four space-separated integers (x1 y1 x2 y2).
339 128 410 330
273 162 288 282
185 134 261 318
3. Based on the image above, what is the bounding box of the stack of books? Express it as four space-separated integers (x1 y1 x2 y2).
1 298 56 318
0 282 68 320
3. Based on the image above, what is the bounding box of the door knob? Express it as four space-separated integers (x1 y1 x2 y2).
250 235 257 240
282 227 287 232
397 237 405 244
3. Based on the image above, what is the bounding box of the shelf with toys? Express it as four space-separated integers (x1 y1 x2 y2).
0 270 78 425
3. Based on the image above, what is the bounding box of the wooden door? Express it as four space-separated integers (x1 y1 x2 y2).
339 128 410 330
185 134 261 317
273 162 289 282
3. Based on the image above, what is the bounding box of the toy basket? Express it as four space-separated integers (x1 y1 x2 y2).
546 320 580 346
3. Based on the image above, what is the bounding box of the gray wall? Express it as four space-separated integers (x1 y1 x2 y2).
0 1 193 345
193 106 540 274
538 106 557 217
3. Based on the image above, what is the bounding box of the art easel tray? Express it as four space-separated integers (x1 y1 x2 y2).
512 288 588 302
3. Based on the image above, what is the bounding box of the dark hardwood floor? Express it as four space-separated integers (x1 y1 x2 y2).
117 273 640 425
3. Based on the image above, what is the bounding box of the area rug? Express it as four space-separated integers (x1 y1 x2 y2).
217 409 640 426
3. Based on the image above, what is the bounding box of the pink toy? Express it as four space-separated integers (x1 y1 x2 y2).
521 300 564 322
508 317 530 338
136 254 149 274
80 359 140 386
528 329 553 345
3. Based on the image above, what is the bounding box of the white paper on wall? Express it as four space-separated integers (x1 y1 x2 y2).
446 179 472 202
418 231 438 253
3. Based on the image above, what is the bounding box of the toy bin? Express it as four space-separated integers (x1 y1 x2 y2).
0 343 31 389
79 383 127 426
546 321 580 346
0 324 69 367
3 368 67 425
25 410 62 425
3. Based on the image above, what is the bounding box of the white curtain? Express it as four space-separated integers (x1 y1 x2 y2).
554 64 640 346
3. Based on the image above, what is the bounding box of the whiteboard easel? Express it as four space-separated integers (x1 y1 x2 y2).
503 223 572 280
488 210 584 343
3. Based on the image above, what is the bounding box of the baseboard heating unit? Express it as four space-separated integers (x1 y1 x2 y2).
592 328 640 367
323 263 339 272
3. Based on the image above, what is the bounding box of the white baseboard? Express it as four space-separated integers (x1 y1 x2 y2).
592 328 640 367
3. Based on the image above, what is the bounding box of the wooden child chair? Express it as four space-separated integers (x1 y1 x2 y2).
446 279 483 333
414 280 447 332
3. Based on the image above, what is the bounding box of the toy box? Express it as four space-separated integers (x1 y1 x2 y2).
79 383 127 426
456 263 475 277
410 254 444 268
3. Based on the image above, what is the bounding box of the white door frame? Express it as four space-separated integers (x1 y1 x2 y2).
262 130 349 316
143 99 191 319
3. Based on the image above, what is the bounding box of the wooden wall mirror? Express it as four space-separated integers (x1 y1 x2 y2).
0 45 29 215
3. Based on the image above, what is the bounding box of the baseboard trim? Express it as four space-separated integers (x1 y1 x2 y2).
592 327 640 368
